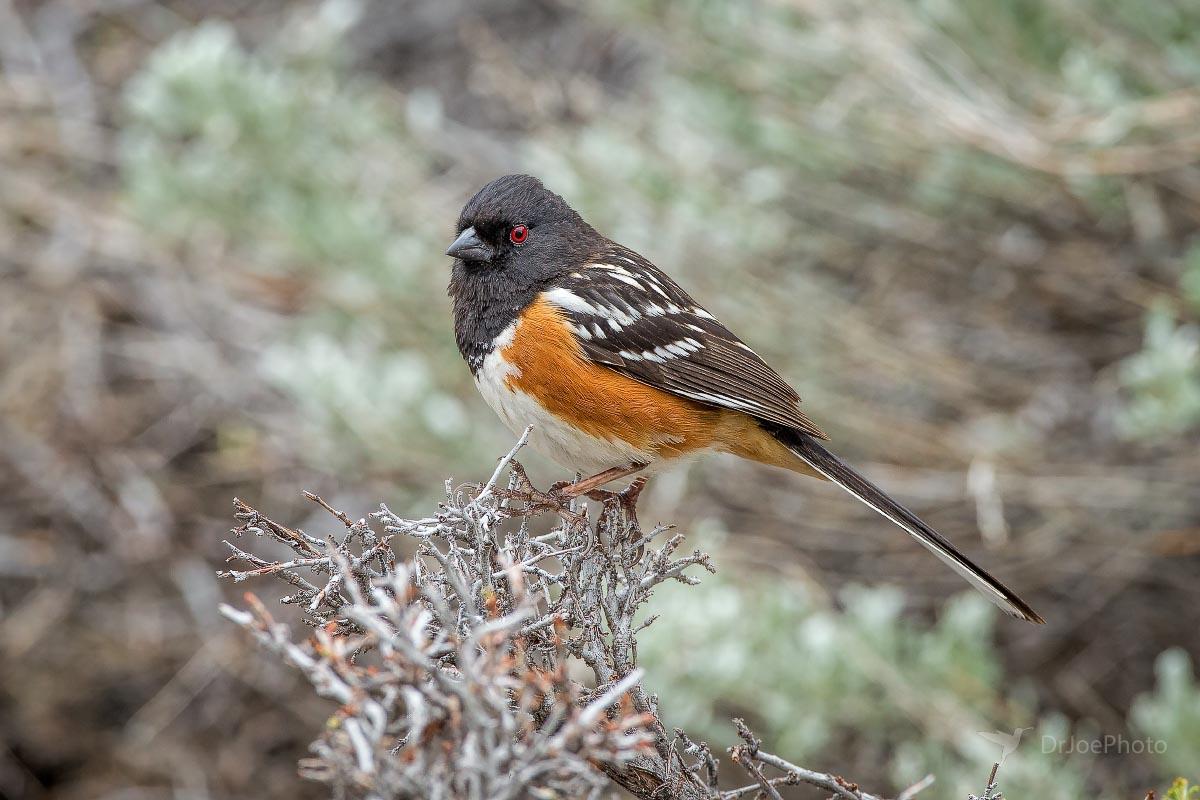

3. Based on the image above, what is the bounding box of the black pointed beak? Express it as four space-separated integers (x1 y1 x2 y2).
445 226 494 262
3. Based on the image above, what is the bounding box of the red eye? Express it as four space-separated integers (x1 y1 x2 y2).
509 225 528 244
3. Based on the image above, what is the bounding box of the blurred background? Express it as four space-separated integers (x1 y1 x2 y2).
2 0 1199 798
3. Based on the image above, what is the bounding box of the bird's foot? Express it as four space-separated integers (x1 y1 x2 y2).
548 464 645 503
496 461 588 525
588 476 648 560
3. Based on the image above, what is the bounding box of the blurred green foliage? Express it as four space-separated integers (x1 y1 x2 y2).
1118 305 1200 439
638 569 1073 797
123 5 405 275
1167 777 1200 800
1117 243 1200 439
641 566 1200 798
608 0 1200 212
1132 649 1200 778
121 4 498 478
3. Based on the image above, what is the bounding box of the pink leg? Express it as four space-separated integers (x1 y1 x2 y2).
554 463 647 499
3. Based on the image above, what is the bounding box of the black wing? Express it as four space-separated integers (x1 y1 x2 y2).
543 245 827 439
546 248 1043 624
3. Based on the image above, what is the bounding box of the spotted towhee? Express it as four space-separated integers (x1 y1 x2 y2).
447 174 1043 624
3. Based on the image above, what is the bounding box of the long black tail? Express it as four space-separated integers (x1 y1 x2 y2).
777 429 1044 624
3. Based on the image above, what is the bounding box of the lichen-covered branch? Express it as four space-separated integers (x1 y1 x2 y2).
217 429 933 800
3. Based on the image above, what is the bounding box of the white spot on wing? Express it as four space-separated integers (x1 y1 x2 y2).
665 343 689 357
545 286 640 328
645 281 671 299
606 305 640 326
545 287 600 316
680 390 759 412
609 272 642 289
589 262 636 278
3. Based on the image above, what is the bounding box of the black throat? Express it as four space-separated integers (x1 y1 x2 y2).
449 265 544 373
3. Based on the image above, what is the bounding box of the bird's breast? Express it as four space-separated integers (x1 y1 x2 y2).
472 295 727 473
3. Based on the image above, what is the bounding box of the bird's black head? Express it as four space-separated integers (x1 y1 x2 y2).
447 175 604 369
447 173 597 274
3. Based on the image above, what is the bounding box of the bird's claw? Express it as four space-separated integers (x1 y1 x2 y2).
588 476 648 561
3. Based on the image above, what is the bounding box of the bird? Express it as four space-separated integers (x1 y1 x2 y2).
977 727 1032 764
445 174 1044 625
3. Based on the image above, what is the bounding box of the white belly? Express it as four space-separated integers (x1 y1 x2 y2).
474 326 655 474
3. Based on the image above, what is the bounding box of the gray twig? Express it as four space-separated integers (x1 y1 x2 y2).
218 434 911 800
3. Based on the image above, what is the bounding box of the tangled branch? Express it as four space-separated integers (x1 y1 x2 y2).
218 429 934 799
